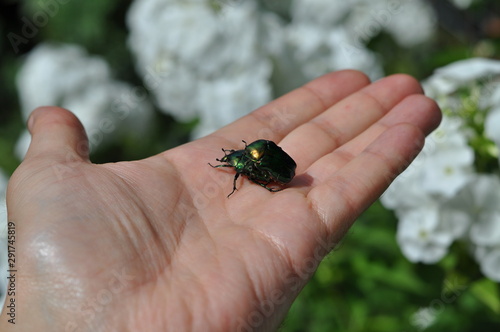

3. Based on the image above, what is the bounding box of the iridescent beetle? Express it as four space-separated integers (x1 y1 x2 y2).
209 139 297 197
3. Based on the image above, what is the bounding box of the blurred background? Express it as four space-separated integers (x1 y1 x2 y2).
1 0 500 331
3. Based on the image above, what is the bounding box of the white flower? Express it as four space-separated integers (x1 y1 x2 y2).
287 0 388 81
369 0 436 48
393 192 471 264
418 116 475 198
485 106 500 151
445 174 500 245
446 174 500 281
381 152 436 210
387 156 477 264
475 247 500 282
460 175 500 246
290 0 352 27
17 44 108 117
291 0 436 48
437 207 471 241
127 0 280 135
484 80 500 154
285 0 437 93
423 58 500 96
128 0 220 65
470 211 500 247
383 115 474 205
411 306 437 331
284 24 383 81
450 0 474 9
193 68 272 138
396 205 454 263
385 58 500 281
15 43 153 158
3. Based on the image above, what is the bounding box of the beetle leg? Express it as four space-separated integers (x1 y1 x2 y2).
249 178 284 193
264 186 284 192
208 163 233 168
260 182 284 192
242 140 248 148
227 173 240 198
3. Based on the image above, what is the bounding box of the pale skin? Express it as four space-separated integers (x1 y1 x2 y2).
1 71 441 331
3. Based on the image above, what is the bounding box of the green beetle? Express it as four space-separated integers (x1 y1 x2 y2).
209 139 297 197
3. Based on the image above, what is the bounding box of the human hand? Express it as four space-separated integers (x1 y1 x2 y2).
1 71 441 331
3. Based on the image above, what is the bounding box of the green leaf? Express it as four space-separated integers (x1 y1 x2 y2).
470 278 500 314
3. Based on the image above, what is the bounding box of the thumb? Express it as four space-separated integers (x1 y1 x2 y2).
24 106 90 163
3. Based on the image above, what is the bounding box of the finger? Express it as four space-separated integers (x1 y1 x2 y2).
212 70 371 143
282 74 424 172
307 123 425 242
24 106 90 162
323 94 441 172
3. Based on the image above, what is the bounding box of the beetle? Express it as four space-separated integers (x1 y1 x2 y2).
208 139 297 197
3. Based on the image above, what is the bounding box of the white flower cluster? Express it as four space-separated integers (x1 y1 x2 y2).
382 58 500 281
127 0 279 138
16 43 153 159
126 0 437 137
291 0 436 49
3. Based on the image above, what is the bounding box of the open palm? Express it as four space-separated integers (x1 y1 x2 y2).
2 71 441 331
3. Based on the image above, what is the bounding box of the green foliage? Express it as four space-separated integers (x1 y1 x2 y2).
441 82 500 174
282 202 500 332
0 55 23 173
